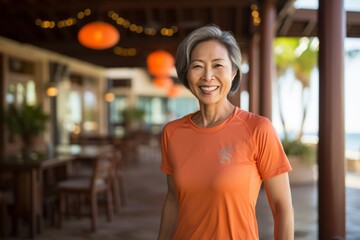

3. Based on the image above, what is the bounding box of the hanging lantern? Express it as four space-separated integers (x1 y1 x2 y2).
167 85 182 98
146 50 174 77
78 21 120 50
153 77 174 89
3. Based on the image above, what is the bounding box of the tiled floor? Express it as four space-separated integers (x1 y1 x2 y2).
7 150 360 240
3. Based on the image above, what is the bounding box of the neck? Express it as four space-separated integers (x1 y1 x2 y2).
193 100 236 128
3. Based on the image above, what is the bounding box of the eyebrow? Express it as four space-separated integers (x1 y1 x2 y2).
190 58 225 63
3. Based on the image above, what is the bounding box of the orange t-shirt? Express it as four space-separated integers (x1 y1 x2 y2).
160 107 292 240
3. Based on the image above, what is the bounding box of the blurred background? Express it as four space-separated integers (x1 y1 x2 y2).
0 0 359 239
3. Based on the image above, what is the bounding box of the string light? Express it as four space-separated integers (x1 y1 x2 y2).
35 8 179 56
35 8 179 36
35 9 91 29
107 10 178 37
113 46 137 56
250 4 261 26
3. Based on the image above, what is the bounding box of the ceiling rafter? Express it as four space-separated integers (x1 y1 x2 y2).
302 20 316 37
0 1 359 68
278 9 295 36
1 0 254 12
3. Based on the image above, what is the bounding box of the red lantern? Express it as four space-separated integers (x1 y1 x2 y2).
167 85 182 98
78 21 119 50
147 50 174 77
153 77 174 89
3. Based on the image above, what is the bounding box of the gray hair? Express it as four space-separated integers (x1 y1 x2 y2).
175 24 242 96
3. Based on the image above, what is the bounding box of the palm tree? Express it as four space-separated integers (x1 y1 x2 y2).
274 37 298 140
274 37 318 140
293 37 318 140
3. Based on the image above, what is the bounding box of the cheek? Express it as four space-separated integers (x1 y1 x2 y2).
185 72 195 91
186 71 192 82
186 71 197 85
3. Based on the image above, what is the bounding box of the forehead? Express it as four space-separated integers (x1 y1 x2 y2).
190 40 229 59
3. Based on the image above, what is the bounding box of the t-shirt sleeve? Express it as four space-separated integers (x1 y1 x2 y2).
254 117 292 180
160 124 174 175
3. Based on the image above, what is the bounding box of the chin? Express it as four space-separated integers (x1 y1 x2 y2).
197 98 222 106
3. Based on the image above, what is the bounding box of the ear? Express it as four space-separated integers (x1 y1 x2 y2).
232 70 237 80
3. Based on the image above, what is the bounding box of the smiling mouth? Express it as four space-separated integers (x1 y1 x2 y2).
199 86 219 93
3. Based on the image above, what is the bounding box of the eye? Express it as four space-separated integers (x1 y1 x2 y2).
191 64 202 69
214 63 224 68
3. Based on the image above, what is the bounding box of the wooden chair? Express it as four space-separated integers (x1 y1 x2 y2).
111 149 128 211
57 155 114 232
74 149 127 214
0 192 8 239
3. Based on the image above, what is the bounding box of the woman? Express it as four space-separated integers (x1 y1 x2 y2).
158 25 294 240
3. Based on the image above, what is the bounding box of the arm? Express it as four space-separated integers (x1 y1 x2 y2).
263 172 294 240
158 175 178 240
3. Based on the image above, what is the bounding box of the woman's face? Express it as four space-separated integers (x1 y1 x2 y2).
187 40 236 107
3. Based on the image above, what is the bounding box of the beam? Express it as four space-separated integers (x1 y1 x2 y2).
0 0 253 12
302 19 316 36
278 11 294 36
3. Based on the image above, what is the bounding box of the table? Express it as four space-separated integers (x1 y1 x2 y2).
55 144 114 159
0 144 114 238
0 152 75 238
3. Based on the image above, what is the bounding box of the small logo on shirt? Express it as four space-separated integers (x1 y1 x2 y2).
218 146 234 164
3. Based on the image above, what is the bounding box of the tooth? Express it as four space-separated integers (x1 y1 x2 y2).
200 86 217 91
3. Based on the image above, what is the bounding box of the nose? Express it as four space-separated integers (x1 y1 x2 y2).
203 67 214 81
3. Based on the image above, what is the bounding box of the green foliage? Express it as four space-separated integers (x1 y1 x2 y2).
293 38 318 87
274 38 299 75
282 139 316 165
1 104 49 139
274 37 318 86
121 107 145 124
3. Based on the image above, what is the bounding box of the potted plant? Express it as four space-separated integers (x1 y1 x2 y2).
1 103 49 149
121 107 145 133
282 139 317 184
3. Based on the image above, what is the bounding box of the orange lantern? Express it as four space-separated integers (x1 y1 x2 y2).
78 21 120 50
167 85 182 98
153 77 174 89
147 50 174 77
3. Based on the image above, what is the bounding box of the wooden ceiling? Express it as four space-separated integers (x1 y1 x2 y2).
0 0 359 68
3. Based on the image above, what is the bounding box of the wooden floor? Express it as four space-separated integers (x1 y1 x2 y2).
5 146 360 240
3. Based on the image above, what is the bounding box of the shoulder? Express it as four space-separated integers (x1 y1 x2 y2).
162 112 193 138
163 113 190 130
233 109 280 146
234 108 272 132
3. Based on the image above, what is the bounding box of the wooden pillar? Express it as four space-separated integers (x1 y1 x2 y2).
318 0 346 239
249 34 260 114
259 0 276 120
0 54 4 155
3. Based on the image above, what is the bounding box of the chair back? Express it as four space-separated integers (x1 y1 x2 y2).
112 149 123 172
91 154 114 189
